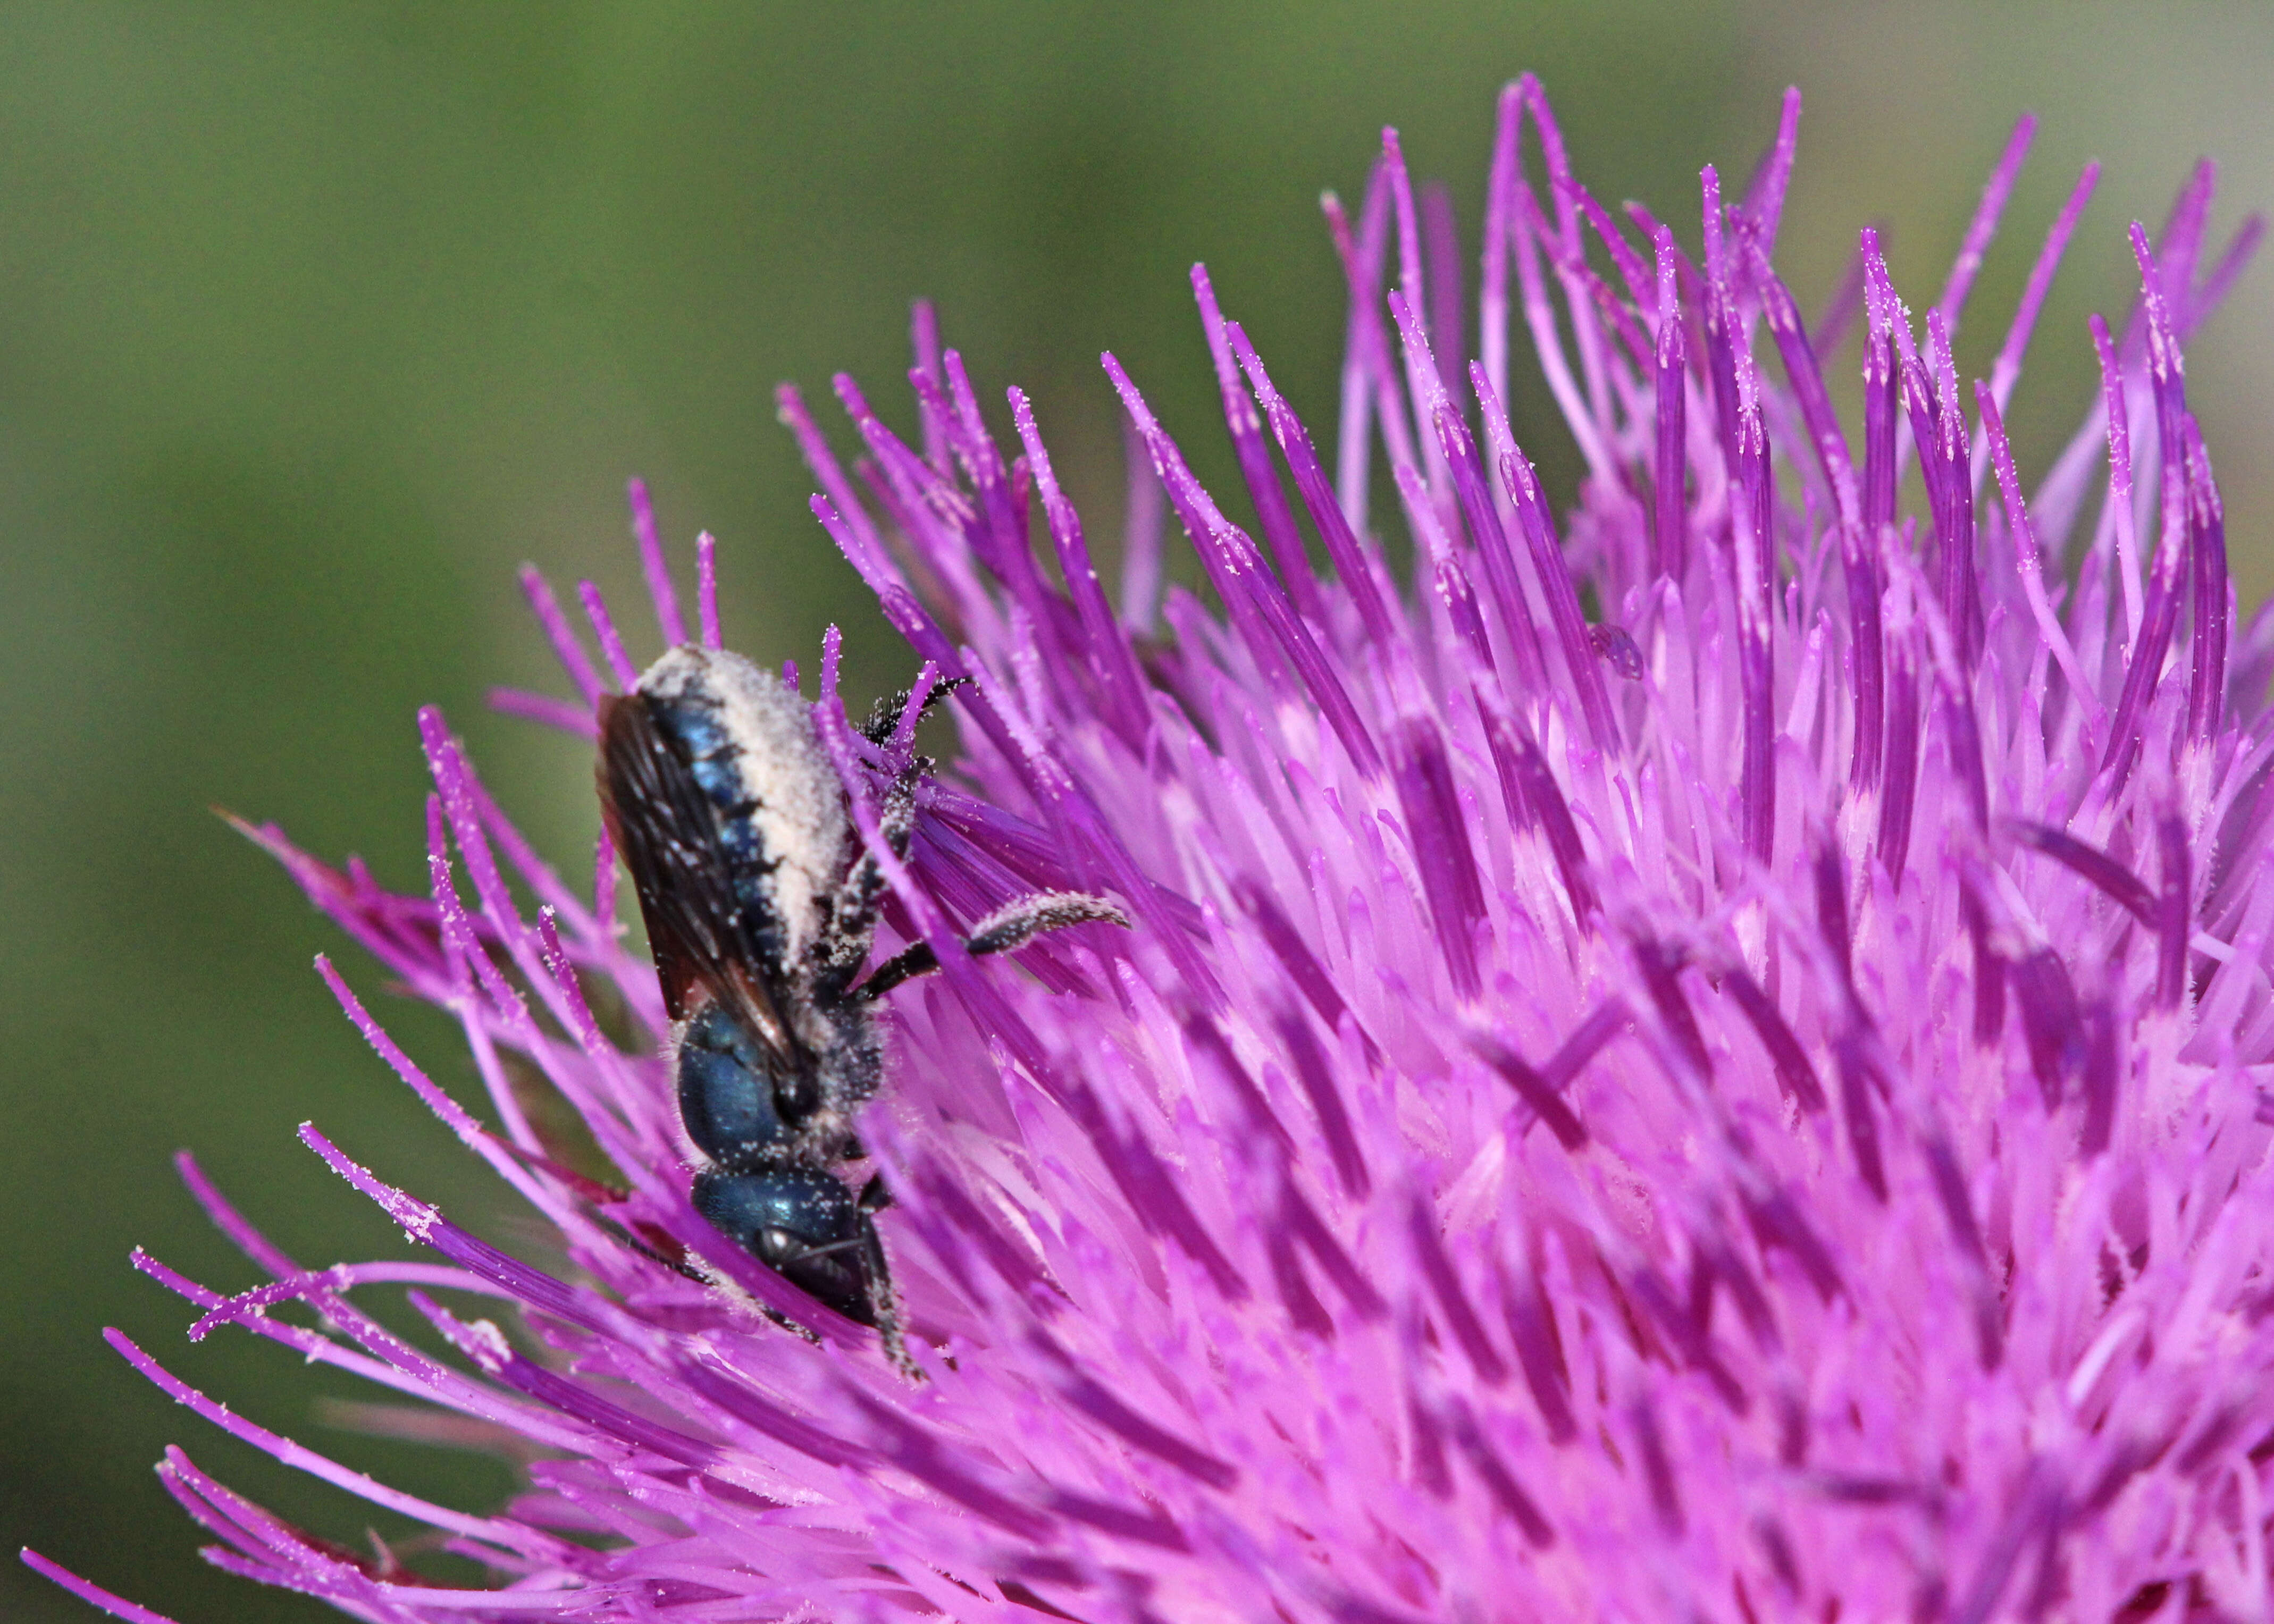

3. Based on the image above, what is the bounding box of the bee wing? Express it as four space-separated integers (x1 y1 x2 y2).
597 693 796 1059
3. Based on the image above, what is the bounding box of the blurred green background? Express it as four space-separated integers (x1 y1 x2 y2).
3 3 2267 1618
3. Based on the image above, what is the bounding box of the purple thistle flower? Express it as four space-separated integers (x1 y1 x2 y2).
27 77 2274 1621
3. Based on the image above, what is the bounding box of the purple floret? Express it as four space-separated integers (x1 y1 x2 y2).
30 74 2274 1623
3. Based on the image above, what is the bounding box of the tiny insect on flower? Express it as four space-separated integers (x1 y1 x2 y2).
596 638 1127 1358
26 76 2274 1622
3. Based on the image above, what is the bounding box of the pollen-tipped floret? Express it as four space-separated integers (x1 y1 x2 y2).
31 78 2274 1623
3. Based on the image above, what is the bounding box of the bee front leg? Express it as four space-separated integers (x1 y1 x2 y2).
855 1178 917 1378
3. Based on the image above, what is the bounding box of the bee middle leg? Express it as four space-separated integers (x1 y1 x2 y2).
853 890 1131 1003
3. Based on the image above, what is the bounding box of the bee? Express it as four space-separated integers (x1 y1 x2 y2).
597 643 1125 1353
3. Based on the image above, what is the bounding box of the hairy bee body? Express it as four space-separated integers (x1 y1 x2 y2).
598 643 1125 1345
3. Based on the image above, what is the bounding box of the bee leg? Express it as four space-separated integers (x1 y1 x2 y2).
816 759 926 987
859 675 971 747
857 1198 918 1379
853 890 1132 1003
877 757 923 860
961 891 1131 954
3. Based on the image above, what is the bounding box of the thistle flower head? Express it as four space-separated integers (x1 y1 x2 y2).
29 79 2274 1622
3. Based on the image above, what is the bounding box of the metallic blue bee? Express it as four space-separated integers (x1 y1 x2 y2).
598 644 1123 1350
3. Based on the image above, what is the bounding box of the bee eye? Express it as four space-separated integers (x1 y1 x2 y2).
691 1169 874 1325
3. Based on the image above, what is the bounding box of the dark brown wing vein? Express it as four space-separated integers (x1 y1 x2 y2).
597 693 796 1060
